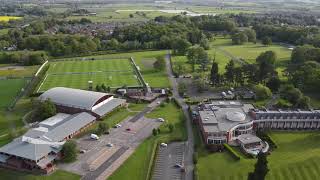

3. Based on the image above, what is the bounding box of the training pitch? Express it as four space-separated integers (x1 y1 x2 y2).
37 59 141 92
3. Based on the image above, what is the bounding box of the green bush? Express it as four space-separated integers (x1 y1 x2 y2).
223 144 241 161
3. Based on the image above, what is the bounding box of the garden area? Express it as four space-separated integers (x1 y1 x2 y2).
196 131 320 180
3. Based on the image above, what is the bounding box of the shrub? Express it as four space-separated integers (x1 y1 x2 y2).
223 144 241 161
62 140 78 163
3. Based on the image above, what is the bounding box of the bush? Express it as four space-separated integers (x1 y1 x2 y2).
193 152 198 164
223 144 241 161
62 140 78 163
254 84 272 100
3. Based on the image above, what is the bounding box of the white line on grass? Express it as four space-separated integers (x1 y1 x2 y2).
37 74 49 93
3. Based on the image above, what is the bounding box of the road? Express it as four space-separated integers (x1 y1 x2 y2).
164 51 194 180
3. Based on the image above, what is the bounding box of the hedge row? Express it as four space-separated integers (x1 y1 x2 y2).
256 130 278 149
27 62 50 96
223 144 241 161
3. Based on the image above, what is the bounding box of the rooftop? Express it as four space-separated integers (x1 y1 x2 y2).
237 134 262 145
39 87 111 110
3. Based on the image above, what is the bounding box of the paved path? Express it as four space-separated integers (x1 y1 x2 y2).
164 51 194 180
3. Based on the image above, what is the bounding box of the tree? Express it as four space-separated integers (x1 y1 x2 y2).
262 36 272 46
254 84 272 100
62 140 78 163
101 83 107 92
232 32 248 45
178 82 187 96
168 124 174 133
224 60 236 84
210 60 219 86
152 128 158 136
200 37 210 50
186 46 208 72
153 56 166 71
129 14 134 18
96 84 101 92
96 122 109 135
244 29 257 43
248 152 269 180
256 51 276 82
172 37 191 55
37 99 56 120
266 76 281 92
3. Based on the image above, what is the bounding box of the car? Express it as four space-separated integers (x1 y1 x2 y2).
158 118 165 122
114 124 122 128
106 143 113 147
160 143 168 147
227 90 233 95
157 101 161 105
79 149 86 154
221 91 227 97
126 128 131 131
90 134 99 140
174 164 183 168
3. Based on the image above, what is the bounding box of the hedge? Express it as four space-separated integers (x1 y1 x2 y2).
223 144 241 161
256 130 278 149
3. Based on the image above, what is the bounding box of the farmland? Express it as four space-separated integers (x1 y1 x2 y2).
37 58 140 92
0 16 21 22
197 131 320 180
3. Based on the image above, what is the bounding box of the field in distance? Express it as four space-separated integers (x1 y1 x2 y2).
0 16 21 22
37 58 140 92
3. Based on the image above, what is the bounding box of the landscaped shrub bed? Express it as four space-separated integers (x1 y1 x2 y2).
223 144 241 160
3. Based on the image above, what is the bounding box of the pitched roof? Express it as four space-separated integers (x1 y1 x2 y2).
93 98 126 116
39 87 110 110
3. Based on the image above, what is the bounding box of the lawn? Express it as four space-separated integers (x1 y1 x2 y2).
38 59 140 92
211 37 292 78
197 131 320 180
109 101 187 180
0 16 21 22
0 169 80 180
53 50 170 88
0 79 27 109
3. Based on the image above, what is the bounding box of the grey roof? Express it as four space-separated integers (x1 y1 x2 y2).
43 112 96 142
39 87 110 110
93 98 126 117
237 134 262 145
199 101 253 133
0 137 60 161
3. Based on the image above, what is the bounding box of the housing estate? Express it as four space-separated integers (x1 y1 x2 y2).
0 87 126 174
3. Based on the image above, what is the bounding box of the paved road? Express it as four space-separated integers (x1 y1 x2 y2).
82 146 129 180
165 51 194 180
152 142 185 180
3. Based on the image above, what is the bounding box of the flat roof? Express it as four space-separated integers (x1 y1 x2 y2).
237 134 262 145
199 101 253 133
39 113 70 127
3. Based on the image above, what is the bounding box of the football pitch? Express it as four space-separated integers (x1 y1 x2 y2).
0 78 26 109
37 59 141 92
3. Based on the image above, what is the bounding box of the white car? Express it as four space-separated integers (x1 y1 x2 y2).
158 118 165 122
227 90 233 95
160 143 168 147
114 124 122 128
106 143 113 147
90 134 99 140
79 149 87 153
157 101 161 105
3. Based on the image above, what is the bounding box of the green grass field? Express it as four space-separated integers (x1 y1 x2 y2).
109 102 187 180
197 131 320 180
54 51 170 88
0 79 27 109
38 59 140 91
211 37 292 78
0 169 80 180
